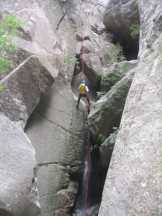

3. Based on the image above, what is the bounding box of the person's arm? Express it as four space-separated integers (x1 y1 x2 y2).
85 86 89 93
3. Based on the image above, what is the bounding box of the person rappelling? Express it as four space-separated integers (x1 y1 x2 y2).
76 79 90 113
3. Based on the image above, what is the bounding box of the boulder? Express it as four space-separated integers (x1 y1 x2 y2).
54 181 78 215
88 70 135 138
77 40 126 91
104 0 139 41
0 114 39 216
0 56 54 128
81 53 102 89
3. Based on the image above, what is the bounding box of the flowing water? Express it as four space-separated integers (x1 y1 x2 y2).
73 127 104 216
73 128 92 216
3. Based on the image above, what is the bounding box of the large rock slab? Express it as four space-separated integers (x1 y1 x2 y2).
0 114 39 216
26 77 86 216
0 56 54 128
99 42 162 216
88 70 135 138
99 1 162 215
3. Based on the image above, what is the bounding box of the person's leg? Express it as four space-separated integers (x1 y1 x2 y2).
86 94 90 113
86 94 90 107
76 94 81 108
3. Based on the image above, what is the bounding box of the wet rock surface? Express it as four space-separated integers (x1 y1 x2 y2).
26 77 86 216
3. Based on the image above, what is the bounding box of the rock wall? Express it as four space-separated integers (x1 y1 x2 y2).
2 0 161 215
0 0 113 215
99 0 162 215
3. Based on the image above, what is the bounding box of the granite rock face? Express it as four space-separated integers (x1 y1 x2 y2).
0 56 54 128
99 1 162 215
0 114 39 216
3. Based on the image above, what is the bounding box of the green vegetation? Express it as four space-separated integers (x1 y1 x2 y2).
0 58 12 74
0 84 5 93
94 74 101 92
108 43 126 64
96 133 106 146
102 72 120 90
2 15 22 33
0 15 22 76
64 54 78 66
130 23 140 39
121 62 129 73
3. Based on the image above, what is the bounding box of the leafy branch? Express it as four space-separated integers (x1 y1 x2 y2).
0 15 23 76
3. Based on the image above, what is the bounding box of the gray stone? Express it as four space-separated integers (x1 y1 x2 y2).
81 53 102 89
88 70 135 138
0 56 54 128
0 114 39 216
54 181 78 215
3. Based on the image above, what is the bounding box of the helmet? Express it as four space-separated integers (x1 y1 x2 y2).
81 80 86 84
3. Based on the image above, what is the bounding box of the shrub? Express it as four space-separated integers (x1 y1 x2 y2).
1 15 22 35
107 43 126 64
0 58 12 74
0 15 22 76
130 23 140 39
95 133 106 146
0 84 5 92
64 54 77 66
94 74 101 92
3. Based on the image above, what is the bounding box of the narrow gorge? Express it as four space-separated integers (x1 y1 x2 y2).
0 0 161 216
